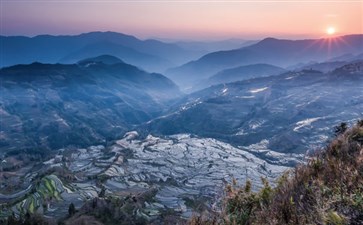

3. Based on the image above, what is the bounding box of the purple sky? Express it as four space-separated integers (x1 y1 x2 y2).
1 1 362 40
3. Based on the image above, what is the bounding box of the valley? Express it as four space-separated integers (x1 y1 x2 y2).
0 131 295 223
1 32 363 224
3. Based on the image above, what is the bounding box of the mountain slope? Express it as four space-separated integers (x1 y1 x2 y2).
0 58 181 152
146 61 363 154
295 61 350 73
77 54 125 65
190 121 363 225
172 39 258 58
194 63 286 90
173 39 252 52
167 34 363 89
59 41 173 72
0 130 292 224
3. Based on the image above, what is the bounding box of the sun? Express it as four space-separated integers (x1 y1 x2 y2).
326 27 336 35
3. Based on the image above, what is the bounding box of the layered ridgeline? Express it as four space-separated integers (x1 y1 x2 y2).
166 34 363 90
0 55 181 152
0 32 209 73
189 121 363 225
193 63 286 91
146 61 363 155
0 50 362 225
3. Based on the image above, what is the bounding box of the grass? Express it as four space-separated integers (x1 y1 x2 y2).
189 120 363 225
28 197 35 213
13 175 64 215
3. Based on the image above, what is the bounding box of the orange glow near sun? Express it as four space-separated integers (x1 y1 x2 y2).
326 27 336 35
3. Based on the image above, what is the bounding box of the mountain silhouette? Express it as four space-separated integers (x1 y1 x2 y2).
167 34 363 89
0 31 201 72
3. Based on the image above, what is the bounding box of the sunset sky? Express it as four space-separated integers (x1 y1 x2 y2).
1 0 362 40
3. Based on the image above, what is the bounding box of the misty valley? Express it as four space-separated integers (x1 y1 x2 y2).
0 32 363 225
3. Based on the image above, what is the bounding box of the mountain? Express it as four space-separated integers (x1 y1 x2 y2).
167 34 363 89
1 60 362 225
59 41 173 72
172 39 258 56
294 61 349 73
194 63 286 91
328 52 363 62
293 52 363 73
0 58 181 152
77 54 124 65
189 121 363 225
0 31 200 72
146 61 363 154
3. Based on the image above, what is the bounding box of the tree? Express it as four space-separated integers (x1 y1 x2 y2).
357 119 363 127
7 213 17 225
334 122 347 136
68 203 76 216
99 187 106 198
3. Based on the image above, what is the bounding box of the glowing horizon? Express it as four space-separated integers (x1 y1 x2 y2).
1 1 362 41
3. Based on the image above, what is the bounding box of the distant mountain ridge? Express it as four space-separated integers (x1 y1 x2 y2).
0 31 202 72
59 41 171 72
193 63 286 91
172 39 257 54
167 34 363 89
78 54 125 65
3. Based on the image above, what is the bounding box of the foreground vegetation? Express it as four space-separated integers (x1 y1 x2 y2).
190 120 363 225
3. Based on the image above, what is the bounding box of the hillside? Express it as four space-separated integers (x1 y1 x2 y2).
146 61 363 154
0 58 181 152
166 34 363 89
0 130 292 225
189 120 363 225
77 55 125 65
194 63 286 91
